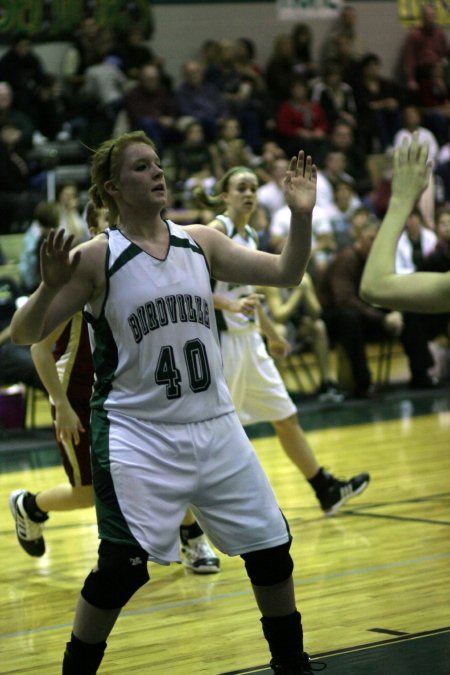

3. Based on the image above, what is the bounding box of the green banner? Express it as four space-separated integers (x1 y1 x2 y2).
0 0 154 42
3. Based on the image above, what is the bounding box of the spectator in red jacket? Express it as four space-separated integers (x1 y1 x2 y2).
401 5 449 96
275 76 328 163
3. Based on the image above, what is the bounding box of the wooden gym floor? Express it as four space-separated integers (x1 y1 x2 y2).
0 368 449 673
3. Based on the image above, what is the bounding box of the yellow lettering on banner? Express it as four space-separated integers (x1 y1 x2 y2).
398 0 450 27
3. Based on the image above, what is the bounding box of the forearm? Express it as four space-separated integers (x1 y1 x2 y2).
213 293 236 312
268 290 302 324
10 284 62 345
31 342 67 408
278 211 312 285
257 306 283 342
361 195 413 301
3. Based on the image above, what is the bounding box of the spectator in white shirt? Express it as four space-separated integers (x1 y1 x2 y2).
256 157 289 219
392 105 439 228
395 207 438 275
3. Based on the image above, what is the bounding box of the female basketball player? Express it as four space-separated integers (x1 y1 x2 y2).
11 131 319 674
195 166 369 515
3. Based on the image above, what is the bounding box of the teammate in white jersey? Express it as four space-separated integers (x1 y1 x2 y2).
195 166 370 515
11 131 319 674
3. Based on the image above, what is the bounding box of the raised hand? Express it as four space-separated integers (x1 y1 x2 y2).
391 132 431 206
40 229 81 290
282 150 317 215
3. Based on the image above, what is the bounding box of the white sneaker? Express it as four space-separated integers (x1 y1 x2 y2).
181 534 220 574
9 490 47 557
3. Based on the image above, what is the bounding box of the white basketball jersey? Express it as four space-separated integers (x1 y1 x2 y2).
85 222 234 423
213 215 259 333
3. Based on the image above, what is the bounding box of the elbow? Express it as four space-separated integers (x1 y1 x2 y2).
10 316 36 346
360 279 381 306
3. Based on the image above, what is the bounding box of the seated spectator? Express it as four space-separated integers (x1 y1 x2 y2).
176 60 229 142
365 150 393 219
264 273 344 401
395 207 438 275
18 201 60 293
114 24 159 83
172 121 218 204
0 81 34 150
0 122 44 233
318 220 437 397
392 105 439 228
0 33 65 141
61 16 106 103
270 202 335 283
250 203 272 252
353 53 404 153
417 206 450 367
0 275 44 391
80 48 129 140
320 4 367 68
56 182 89 245
400 4 449 97
325 120 372 197
123 63 180 155
205 39 265 150
252 140 286 185
421 205 450 272
256 157 289 220
265 33 298 109
275 76 328 163
291 22 318 81
321 177 362 252
315 149 358 208
310 59 357 132
417 58 450 145
234 37 266 94
349 206 379 239
209 117 255 177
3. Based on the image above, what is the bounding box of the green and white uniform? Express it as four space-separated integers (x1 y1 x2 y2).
85 222 290 564
213 215 297 426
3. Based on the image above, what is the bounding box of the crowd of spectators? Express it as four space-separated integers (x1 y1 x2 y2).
2 5 450 398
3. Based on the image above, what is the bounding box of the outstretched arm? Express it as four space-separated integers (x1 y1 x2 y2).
360 135 450 313
188 151 316 288
10 230 104 345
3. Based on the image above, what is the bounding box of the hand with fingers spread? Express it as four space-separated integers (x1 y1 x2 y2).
282 150 317 215
40 229 82 290
391 132 432 207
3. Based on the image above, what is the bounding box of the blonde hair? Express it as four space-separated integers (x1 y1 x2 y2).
193 165 257 208
88 131 156 223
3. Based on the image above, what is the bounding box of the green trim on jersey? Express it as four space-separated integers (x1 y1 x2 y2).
109 243 142 277
169 233 203 255
89 313 119 410
90 408 140 546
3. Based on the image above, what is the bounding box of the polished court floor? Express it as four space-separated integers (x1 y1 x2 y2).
0 382 449 673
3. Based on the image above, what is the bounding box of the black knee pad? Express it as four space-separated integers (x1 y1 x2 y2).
241 540 293 587
81 540 150 609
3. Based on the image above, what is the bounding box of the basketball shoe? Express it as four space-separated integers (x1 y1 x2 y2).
9 489 48 557
319 472 370 516
181 534 220 574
